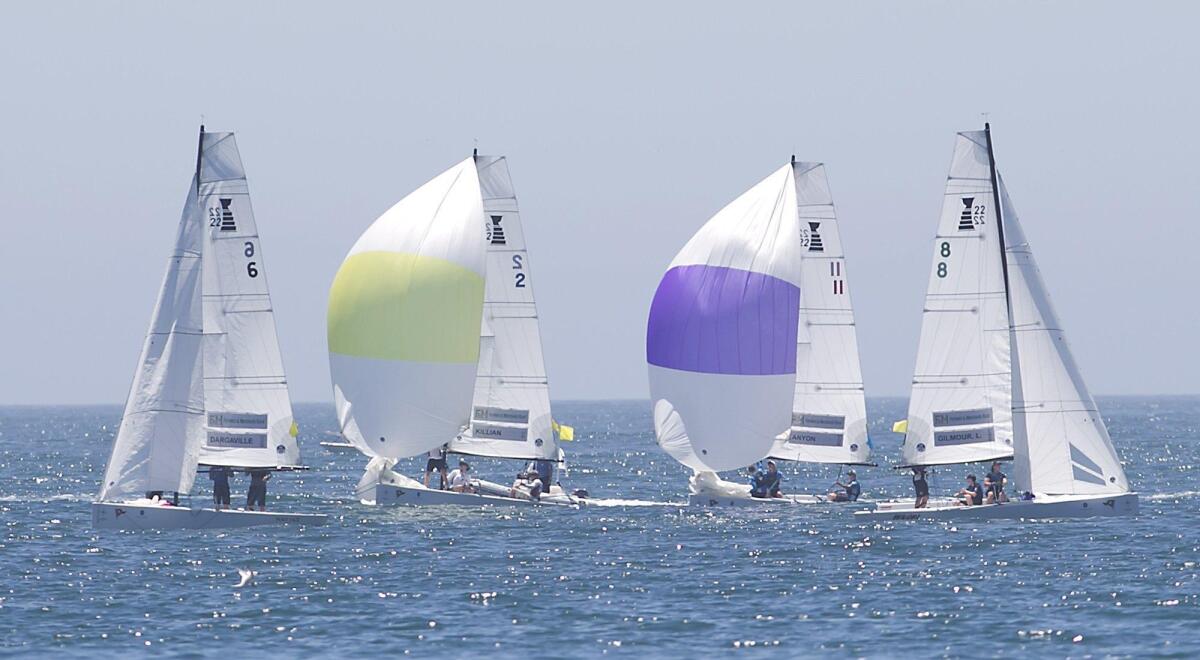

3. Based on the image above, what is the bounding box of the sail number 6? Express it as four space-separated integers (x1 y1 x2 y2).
245 242 258 278
937 241 950 278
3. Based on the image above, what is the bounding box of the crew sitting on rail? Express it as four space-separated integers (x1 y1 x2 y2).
956 474 984 506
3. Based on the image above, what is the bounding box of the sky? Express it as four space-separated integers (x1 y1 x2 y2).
2 1 1198 405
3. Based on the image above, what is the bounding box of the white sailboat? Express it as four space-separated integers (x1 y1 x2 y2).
329 154 575 507
648 161 818 506
858 125 1137 521
92 127 327 530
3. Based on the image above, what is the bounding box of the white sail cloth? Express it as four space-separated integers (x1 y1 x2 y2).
900 131 1015 467
647 164 803 472
197 132 298 468
771 162 870 465
1000 178 1129 495
448 156 557 460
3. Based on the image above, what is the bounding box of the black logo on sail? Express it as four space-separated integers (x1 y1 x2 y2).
217 198 237 231
958 198 975 231
487 215 506 245
806 222 824 252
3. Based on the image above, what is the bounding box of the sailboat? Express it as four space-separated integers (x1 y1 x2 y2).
858 125 1137 521
648 160 809 506
329 154 576 507
92 127 327 529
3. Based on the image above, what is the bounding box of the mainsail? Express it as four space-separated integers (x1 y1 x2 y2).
99 177 206 502
900 131 1016 467
1000 176 1129 495
328 157 487 460
771 161 870 465
447 156 557 460
647 164 803 472
197 132 298 468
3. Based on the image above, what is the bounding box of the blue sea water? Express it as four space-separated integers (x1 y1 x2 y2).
0 397 1197 658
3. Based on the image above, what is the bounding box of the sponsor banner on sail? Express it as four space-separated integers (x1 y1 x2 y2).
791 413 845 430
472 406 530 425
469 423 528 443
206 430 269 449
207 412 269 430
785 430 843 447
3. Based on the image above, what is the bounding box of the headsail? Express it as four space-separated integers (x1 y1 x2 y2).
771 162 870 465
99 174 205 501
328 158 487 460
197 132 298 468
1000 176 1129 495
900 131 1015 467
647 164 802 472
448 156 556 460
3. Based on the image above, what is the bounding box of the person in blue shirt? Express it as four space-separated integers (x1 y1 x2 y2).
748 464 768 498
957 474 984 506
827 470 861 502
760 460 783 498
209 465 231 510
984 462 1008 504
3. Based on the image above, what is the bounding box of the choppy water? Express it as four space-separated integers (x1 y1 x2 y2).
1 398 1197 657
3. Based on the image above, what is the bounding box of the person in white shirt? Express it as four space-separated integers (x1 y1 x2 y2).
509 471 543 501
424 444 449 489
448 460 477 494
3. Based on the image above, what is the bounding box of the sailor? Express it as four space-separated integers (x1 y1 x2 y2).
247 468 270 511
984 461 1008 504
827 470 861 502
424 443 449 490
533 459 555 493
210 465 232 510
448 460 477 494
509 470 543 501
956 474 983 506
747 464 768 498
761 460 783 498
912 466 929 509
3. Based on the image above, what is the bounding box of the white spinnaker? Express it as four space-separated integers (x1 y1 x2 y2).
646 164 802 472
327 157 487 460
448 156 556 460
771 162 869 464
901 131 1015 467
197 132 298 468
99 179 205 501
1000 177 1128 495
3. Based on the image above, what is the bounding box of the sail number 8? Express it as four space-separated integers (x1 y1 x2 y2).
512 254 526 288
245 242 259 278
937 241 950 278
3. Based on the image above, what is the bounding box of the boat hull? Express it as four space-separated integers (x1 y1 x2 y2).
687 492 830 507
92 502 328 530
373 482 575 507
854 492 1138 521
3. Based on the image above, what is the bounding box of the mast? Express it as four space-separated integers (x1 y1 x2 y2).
983 123 1014 323
194 125 205 193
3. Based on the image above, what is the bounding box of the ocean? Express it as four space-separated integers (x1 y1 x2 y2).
1 397 1197 657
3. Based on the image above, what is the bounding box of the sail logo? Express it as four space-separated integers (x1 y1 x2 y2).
801 222 824 252
487 215 506 245
958 198 975 230
209 198 237 232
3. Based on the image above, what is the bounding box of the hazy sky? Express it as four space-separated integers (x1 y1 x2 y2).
3 1 1198 405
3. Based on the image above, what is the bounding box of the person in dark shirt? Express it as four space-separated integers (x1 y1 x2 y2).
827 470 861 502
209 466 231 510
912 466 929 509
748 464 769 498
984 462 1008 504
247 468 270 511
957 474 983 506
761 460 783 498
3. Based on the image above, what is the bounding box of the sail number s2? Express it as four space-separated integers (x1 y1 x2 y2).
937 241 950 278
244 241 258 278
512 254 526 288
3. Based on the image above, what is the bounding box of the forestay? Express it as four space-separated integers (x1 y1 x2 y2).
197 132 298 468
328 158 487 460
647 164 802 472
99 178 206 501
771 161 870 465
1000 177 1129 495
901 131 1015 467
448 156 557 460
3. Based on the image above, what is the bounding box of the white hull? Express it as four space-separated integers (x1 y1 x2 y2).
372 482 576 508
92 501 328 530
854 492 1138 521
688 492 829 507
320 441 358 450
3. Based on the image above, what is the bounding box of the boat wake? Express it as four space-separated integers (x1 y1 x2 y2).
582 498 682 507
1146 491 1200 501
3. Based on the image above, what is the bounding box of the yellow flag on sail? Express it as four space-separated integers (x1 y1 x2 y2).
552 420 575 441
891 419 908 434
290 421 300 438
